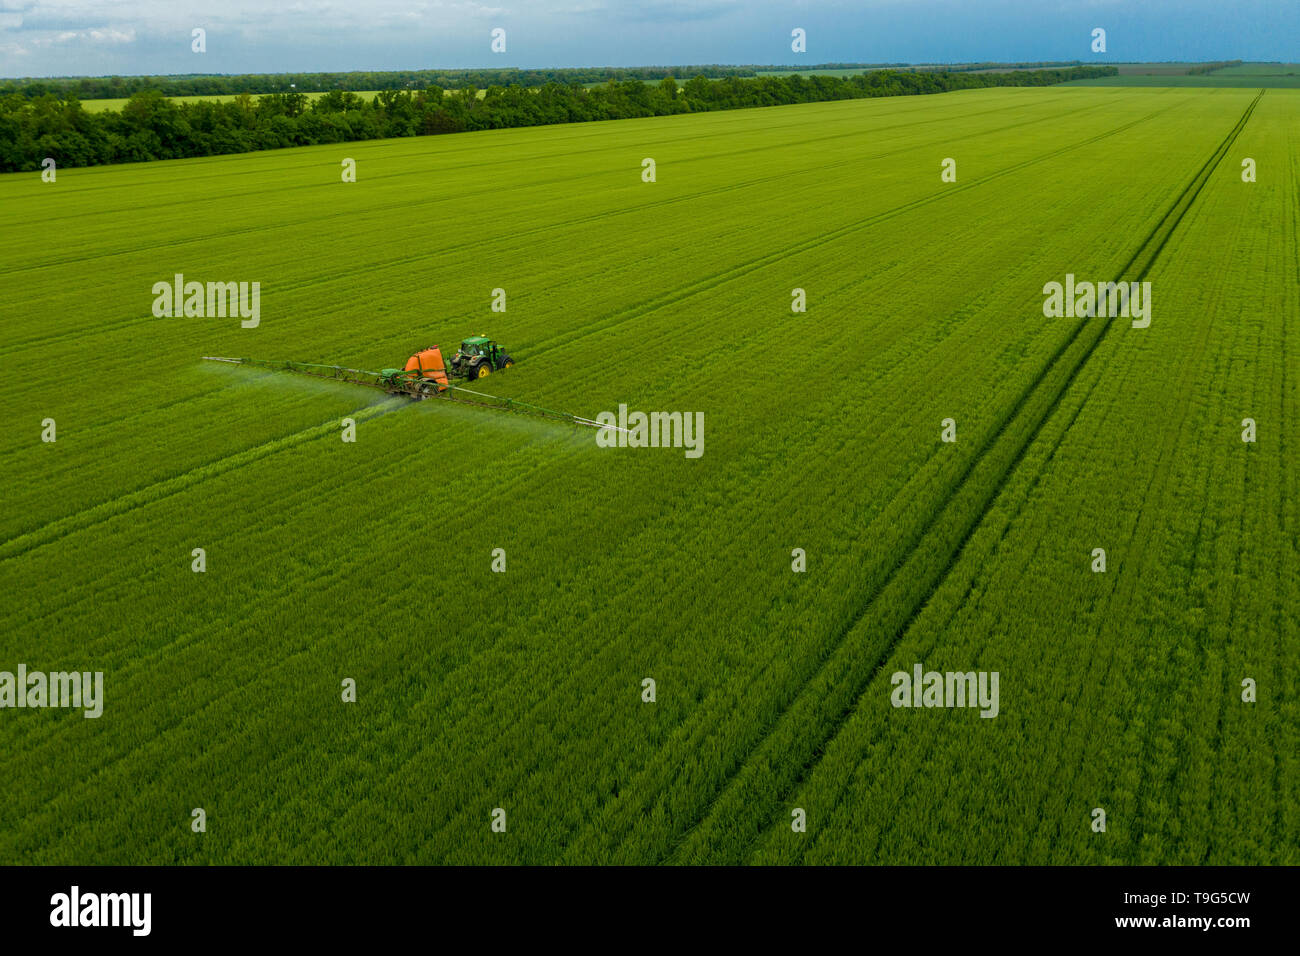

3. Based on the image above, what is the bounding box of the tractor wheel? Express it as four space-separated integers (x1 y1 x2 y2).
502 355 514 369
476 362 492 379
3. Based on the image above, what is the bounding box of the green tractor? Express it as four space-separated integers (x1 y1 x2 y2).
448 335 513 380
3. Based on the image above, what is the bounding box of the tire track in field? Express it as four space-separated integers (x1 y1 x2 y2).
942 253 1215 865
524 99 1185 364
0 417 594 825
4 91 1084 232
0 396 407 564
667 90 1265 864
549 98 1194 862
0 98 1131 361
0 95 1075 269
0 377 250 463
751 359 1109 863
0 101 1092 359
307 94 1115 304
876 155 1233 862
859 303 1151 864
783 88 1268 861
267 305 1004 862
0 92 1109 356
1024 118 1283 863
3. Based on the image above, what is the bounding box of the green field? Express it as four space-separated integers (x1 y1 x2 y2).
1 85 1295 864
79 90 387 112
1067 62 1300 87
1116 62 1214 75
755 68 877 78
1212 63 1300 76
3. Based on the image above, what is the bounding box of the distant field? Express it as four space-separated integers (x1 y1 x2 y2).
758 66 1072 78
1065 74 1300 88
65 64 1300 110
754 68 870 78
1116 62 1208 75
581 79 662 88
1213 62 1300 75
80 90 385 112
1067 62 1300 88
1 85 1296 865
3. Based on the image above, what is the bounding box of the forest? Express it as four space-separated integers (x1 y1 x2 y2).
0 65 1116 172
0 61 1091 100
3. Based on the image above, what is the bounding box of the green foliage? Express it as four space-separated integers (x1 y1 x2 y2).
0 65 764 100
1186 60 1245 75
0 63 1093 101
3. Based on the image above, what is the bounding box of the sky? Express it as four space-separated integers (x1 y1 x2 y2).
0 0 1295 79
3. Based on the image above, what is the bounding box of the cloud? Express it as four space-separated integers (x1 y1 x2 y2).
28 25 134 45
0 1 1295 79
79 27 131 42
622 0 742 21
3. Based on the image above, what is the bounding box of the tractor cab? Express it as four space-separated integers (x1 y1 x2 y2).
449 335 513 379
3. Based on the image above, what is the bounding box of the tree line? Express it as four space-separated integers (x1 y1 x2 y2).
1 66 769 100
0 66 1118 173
0 62 1094 100
1185 60 1244 75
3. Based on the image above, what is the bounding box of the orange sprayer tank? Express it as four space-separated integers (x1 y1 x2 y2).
403 347 449 386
